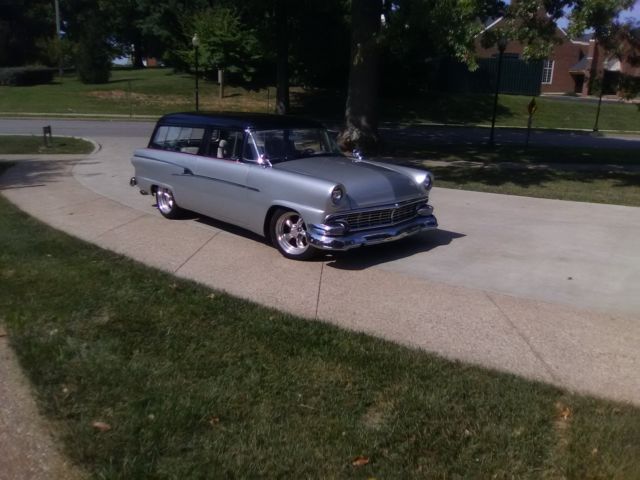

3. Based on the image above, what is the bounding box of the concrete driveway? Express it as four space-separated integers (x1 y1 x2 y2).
1 119 640 405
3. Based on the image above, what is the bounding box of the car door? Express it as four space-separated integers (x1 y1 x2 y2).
189 128 253 225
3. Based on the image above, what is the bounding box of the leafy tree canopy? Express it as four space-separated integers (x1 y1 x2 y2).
187 7 262 82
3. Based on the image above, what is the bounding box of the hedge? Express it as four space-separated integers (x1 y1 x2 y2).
0 66 56 86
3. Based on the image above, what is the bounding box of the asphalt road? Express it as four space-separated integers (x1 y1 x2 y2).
2 117 640 150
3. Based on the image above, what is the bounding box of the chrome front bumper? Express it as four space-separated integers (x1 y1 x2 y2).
307 214 438 251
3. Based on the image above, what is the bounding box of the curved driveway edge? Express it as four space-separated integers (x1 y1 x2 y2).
1 148 639 407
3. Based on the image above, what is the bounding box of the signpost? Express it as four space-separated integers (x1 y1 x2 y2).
525 98 537 148
43 126 52 147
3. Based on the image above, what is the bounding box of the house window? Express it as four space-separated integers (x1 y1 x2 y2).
541 59 554 84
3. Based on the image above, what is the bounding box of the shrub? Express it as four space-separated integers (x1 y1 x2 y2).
76 36 111 84
0 66 55 86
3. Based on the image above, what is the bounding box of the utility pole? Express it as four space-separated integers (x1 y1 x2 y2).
488 36 508 147
54 0 63 77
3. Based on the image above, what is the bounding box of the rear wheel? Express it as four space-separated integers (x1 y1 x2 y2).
155 187 183 219
270 209 318 260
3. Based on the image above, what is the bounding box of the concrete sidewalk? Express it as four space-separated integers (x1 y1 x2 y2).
2 148 639 406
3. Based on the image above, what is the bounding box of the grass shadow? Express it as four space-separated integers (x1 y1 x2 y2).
106 78 137 85
0 159 78 190
382 93 514 125
290 88 346 118
430 165 640 189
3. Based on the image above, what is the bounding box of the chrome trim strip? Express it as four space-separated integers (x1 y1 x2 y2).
134 154 188 170
172 173 260 192
308 214 438 251
326 197 427 221
325 198 428 232
133 154 259 192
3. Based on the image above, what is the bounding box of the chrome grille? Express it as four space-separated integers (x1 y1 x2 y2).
330 199 425 231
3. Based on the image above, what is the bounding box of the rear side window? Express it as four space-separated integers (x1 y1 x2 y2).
205 129 243 159
151 125 205 154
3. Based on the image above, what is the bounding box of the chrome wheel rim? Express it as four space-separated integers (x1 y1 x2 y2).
275 211 309 256
157 188 175 214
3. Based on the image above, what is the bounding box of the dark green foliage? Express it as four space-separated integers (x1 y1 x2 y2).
190 7 262 82
379 0 497 93
287 0 351 88
618 73 640 99
75 34 111 84
0 66 55 86
0 0 54 66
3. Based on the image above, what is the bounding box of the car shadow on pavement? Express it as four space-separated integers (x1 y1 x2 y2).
192 214 268 244
326 229 464 270
190 213 463 267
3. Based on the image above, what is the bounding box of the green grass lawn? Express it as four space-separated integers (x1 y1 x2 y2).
1 189 640 478
1 67 638 131
0 135 94 154
385 94 640 131
386 143 640 166
431 166 640 206
0 68 274 117
382 144 640 207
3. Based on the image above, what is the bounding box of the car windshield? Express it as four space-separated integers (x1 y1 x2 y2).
246 128 341 163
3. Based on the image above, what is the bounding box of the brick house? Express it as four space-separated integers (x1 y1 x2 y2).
477 17 639 97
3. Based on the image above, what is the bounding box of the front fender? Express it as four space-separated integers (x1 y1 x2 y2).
245 166 347 234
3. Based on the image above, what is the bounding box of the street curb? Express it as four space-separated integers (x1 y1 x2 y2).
379 121 640 136
0 112 158 121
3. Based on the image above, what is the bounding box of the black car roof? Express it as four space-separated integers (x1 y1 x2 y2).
157 112 325 130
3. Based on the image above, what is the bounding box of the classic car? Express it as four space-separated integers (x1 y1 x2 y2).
130 112 438 260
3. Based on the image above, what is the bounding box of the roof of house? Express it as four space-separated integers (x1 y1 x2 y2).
569 57 590 72
480 14 592 45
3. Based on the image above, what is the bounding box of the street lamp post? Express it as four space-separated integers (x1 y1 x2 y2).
593 79 604 132
54 0 63 77
489 36 508 147
192 33 200 112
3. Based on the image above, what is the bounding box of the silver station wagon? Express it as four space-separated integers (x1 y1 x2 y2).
130 112 438 260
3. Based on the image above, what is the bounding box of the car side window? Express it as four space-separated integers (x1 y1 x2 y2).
205 128 243 160
150 125 205 154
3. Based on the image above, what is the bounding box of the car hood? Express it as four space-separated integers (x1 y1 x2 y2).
274 156 424 208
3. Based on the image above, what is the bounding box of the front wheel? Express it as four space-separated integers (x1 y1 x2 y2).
270 209 318 260
155 187 183 219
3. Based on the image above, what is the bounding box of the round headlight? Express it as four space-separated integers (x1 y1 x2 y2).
331 186 344 204
423 173 434 191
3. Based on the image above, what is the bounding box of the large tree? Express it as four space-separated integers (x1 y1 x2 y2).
0 0 55 66
340 0 639 153
339 0 500 153
337 0 383 153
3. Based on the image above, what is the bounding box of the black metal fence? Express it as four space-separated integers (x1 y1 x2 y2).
440 57 543 96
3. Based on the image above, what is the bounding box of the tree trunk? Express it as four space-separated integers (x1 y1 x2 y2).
132 37 144 69
338 0 382 154
275 0 289 115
